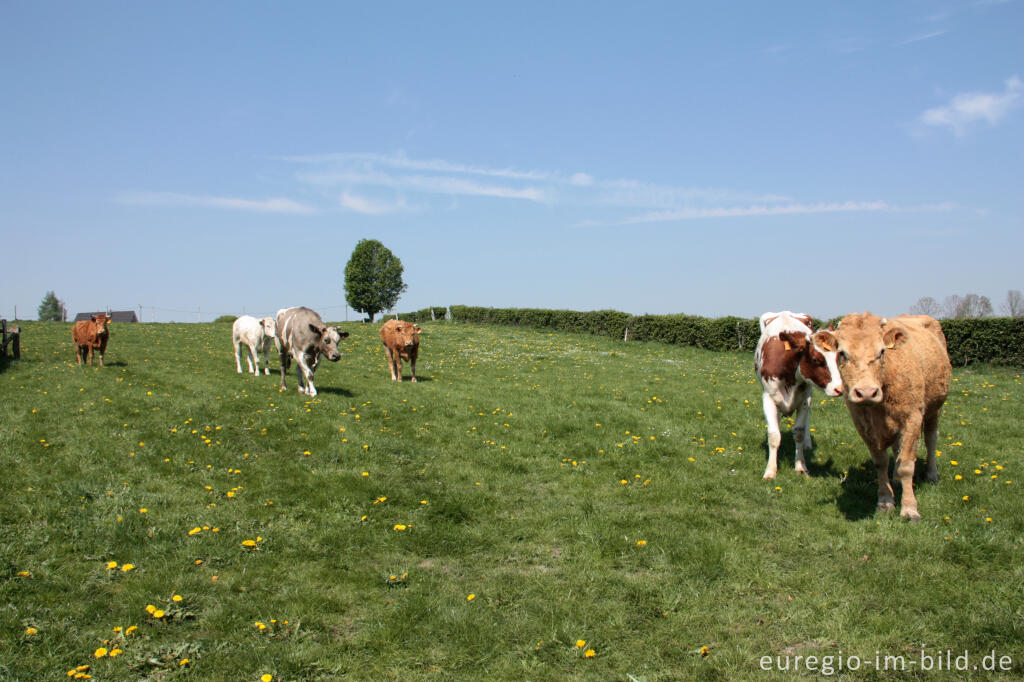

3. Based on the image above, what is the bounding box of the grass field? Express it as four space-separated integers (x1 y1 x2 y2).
2 320 1023 680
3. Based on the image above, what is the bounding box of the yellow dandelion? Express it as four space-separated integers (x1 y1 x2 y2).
172 594 183 602
109 648 123 657
575 639 587 648
25 627 38 635
145 604 156 614
153 609 165 618
636 540 647 546
120 563 134 572
261 675 273 682
94 647 108 658
584 649 596 658
466 593 476 601
106 561 118 570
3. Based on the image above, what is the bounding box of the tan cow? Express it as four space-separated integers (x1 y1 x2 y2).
380 319 421 382
814 313 951 520
72 314 112 366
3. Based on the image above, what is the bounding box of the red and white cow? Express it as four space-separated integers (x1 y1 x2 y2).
232 315 277 376
72 314 112 366
755 311 843 479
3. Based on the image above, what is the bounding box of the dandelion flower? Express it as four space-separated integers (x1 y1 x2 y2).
636 540 647 547
94 647 108 658
575 639 587 648
120 563 134 572
261 675 273 682
466 593 476 601
106 561 118 570
585 649 596 658
172 594 183 602
153 609 165 618
25 627 38 635
145 604 156 614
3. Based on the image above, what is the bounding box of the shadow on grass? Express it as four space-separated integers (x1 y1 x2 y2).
759 434 843 479
312 385 354 397
836 457 939 521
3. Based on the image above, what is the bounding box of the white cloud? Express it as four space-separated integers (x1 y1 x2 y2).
895 30 947 46
920 75 1023 135
621 201 891 224
338 192 407 215
116 191 315 214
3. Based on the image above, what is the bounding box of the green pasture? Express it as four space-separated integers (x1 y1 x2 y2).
1 321 1022 680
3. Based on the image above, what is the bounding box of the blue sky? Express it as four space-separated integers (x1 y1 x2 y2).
2 1 1022 322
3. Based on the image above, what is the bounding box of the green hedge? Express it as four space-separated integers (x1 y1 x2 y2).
449 306 633 339
443 305 1024 366
393 307 449 323
939 318 1024 367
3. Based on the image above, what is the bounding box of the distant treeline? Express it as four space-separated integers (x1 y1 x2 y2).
393 305 1024 367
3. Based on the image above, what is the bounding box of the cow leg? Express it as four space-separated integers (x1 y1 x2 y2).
296 354 316 396
247 342 259 375
76 345 83 365
923 409 941 484
791 389 812 475
870 446 896 512
279 350 290 391
261 344 272 375
383 346 398 380
97 347 104 367
761 392 781 480
409 353 417 383
87 345 94 366
234 339 244 373
896 414 925 521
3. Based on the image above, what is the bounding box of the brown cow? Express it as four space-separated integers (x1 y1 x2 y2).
380 319 421 382
814 313 951 520
72 314 112 366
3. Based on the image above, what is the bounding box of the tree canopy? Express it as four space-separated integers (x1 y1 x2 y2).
37 291 64 321
344 239 407 322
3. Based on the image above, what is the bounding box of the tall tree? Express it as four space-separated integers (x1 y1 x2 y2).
344 239 407 323
1002 289 1024 318
943 293 993 319
37 291 65 321
908 296 941 317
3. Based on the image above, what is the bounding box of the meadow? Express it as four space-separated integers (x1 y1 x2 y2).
1 320 1022 680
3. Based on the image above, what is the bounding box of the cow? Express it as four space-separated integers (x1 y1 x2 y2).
232 315 277 376
72 314 112 366
380 319 422 382
755 311 843 479
275 307 348 397
813 313 951 520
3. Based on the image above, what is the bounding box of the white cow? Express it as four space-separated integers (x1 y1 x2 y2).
232 315 278 376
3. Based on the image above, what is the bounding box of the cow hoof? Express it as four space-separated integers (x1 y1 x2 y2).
901 509 922 522
877 501 896 512
411 378 417 383
926 473 939 484
762 471 777 480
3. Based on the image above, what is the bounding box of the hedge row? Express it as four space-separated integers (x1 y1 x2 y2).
448 306 633 339
393 307 450 323
442 305 1024 366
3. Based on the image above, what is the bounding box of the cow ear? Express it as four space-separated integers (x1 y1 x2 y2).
779 330 807 351
91 315 98 322
339 331 350 339
882 326 907 350
813 330 838 352
308 323 324 337
414 326 422 334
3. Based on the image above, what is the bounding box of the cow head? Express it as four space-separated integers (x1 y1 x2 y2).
260 317 277 339
394 322 422 350
91 314 111 337
776 329 843 397
814 313 905 406
310 323 348 362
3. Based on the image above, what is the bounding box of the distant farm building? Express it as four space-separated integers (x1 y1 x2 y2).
74 311 139 323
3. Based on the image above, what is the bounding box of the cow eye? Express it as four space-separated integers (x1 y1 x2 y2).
837 350 848 364
876 348 886 361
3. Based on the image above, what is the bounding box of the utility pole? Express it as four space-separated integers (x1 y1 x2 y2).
138 304 143 322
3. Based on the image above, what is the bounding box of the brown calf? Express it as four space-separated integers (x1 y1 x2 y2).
72 314 112 366
814 313 951 520
380 319 421 382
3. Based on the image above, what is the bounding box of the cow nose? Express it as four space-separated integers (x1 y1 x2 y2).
853 386 880 402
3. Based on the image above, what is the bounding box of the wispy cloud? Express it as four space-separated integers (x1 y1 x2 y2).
895 29 948 46
116 191 315 214
338 192 409 215
920 75 1023 135
619 201 891 224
